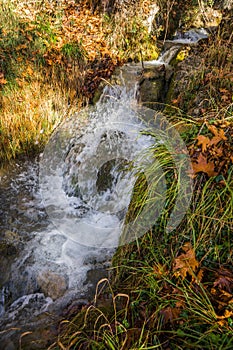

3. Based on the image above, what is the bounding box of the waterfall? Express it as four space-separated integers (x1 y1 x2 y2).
0 31 197 345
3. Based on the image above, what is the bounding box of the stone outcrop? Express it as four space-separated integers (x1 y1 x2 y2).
138 63 173 110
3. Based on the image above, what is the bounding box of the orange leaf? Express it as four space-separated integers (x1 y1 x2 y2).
153 264 167 278
0 78 7 84
207 124 219 137
217 309 233 320
219 88 229 94
192 153 217 177
27 66 33 75
207 125 227 140
173 242 199 280
209 135 224 146
196 135 210 152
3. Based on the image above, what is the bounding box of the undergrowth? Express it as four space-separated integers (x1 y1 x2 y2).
0 0 158 163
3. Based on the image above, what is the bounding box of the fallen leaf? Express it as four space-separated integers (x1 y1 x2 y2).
217 309 233 320
0 78 7 84
153 264 167 278
219 88 229 94
214 268 233 293
196 135 210 152
160 306 180 324
192 153 217 177
207 125 227 140
173 243 199 280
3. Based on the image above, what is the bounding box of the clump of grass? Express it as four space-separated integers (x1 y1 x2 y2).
166 9 233 117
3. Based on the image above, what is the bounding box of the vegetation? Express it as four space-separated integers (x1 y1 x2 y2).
1 1 233 349
47 4 233 350
0 0 158 162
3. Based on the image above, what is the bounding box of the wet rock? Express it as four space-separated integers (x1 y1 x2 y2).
96 158 128 193
37 271 68 300
138 64 173 110
0 256 11 286
0 237 19 287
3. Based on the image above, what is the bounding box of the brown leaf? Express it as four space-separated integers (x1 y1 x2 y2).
173 243 199 280
214 276 232 292
192 153 217 177
207 125 227 140
209 135 225 146
207 124 219 136
160 306 180 324
219 88 229 94
214 268 233 293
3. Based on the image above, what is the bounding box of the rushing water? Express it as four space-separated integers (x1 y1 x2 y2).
0 29 207 347
0 64 157 348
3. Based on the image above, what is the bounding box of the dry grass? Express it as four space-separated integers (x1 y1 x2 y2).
0 77 76 160
0 0 159 163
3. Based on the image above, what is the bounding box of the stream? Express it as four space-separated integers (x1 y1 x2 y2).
0 28 206 349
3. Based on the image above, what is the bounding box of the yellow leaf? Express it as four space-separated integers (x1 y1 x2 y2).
0 78 7 84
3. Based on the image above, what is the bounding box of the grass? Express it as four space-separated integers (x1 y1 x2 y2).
49 112 233 349
167 8 233 117
0 0 159 163
0 76 72 160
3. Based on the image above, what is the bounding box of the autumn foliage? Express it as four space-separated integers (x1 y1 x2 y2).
190 121 233 178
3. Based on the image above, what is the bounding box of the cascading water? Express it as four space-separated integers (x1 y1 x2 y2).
0 65 159 348
0 28 206 346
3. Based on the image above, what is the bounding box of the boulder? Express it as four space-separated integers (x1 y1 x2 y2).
37 271 67 300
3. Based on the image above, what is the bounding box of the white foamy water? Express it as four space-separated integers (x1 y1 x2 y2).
40 76 154 249
0 67 156 329
0 58 193 341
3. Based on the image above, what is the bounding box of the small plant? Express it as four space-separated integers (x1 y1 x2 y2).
61 42 86 60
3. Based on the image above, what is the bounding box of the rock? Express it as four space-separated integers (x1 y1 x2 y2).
96 158 128 193
0 256 11 286
143 3 159 33
138 64 172 110
37 271 67 300
0 238 19 287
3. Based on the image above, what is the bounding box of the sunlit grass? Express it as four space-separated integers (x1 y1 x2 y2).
0 76 81 161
